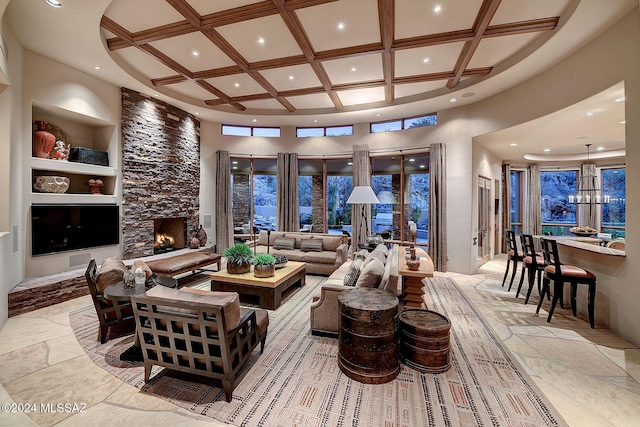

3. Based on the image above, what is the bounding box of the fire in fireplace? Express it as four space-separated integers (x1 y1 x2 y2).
153 218 187 254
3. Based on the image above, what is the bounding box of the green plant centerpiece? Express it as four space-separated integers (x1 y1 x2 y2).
223 243 253 274
253 253 276 278
273 254 288 269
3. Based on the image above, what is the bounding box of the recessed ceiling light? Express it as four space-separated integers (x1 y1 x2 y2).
596 146 605 151
192 51 199 57
583 112 595 117
419 164 426 169
258 37 265 44
510 143 517 146
423 58 430 63
93 65 101 70
434 5 442 13
338 23 345 30
543 148 551 152
289 75 294 80
46 0 63 8
313 119 318 123
234 83 240 87
620 120 626 124
449 98 457 103
252 119 257 123
153 93 159 97
409 158 415 162
232 161 238 165
232 166 238 170
461 92 474 98
375 113 382 117
615 96 626 102
351 67 356 72
194 112 199 116
348 161 353 166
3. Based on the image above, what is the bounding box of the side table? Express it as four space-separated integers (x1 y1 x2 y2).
338 288 399 384
398 246 434 308
103 276 177 361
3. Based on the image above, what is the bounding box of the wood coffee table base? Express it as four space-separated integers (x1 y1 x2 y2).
210 262 306 309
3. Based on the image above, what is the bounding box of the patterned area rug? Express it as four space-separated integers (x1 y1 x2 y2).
70 275 566 426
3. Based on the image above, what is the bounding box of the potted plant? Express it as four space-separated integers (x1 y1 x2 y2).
253 253 276 278
273 254 288 269
223 243 253 274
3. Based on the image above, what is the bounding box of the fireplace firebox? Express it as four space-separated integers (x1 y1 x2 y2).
154 218 187 254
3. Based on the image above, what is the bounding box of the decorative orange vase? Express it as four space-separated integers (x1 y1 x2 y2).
33 121 56 158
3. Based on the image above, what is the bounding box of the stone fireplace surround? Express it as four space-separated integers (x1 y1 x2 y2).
121 88 201 259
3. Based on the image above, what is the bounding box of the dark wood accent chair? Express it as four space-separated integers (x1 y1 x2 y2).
501 230 524 291
131 292 268 402
516 234 546 304
85 259 135 343
536 238 597 328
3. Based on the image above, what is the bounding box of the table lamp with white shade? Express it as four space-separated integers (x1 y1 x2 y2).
347 186 380 242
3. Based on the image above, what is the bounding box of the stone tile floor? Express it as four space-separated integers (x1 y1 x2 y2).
0 256 639 426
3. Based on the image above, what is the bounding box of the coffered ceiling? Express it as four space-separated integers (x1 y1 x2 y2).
3 0 636 161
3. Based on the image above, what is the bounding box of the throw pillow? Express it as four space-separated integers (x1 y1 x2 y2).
130 259 152 279
96 257 128 293
368 249 387 264
273 237 295 251
300 238 323 252
356 249 369 260
355 258 385 288
343 258 364 287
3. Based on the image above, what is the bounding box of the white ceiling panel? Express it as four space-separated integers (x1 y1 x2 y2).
490 0 572 25
323 54 383 85
188 0 264 16
114 47 177 79
296 0 381 52
394 81 445 99
216 15 303 63
149 32 236 72
395 0 484 39
167 81 219 101
289 93 336 110
104 0 184 33
260 64 323 92
395 43 465 77
468 33 538 69
242 99 289 111
204 73 267 97
337 87 386 106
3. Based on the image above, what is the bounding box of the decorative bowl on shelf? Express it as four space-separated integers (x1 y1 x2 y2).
33 176 70 193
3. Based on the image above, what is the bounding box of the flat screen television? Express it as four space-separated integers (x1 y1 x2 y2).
31 204 120 256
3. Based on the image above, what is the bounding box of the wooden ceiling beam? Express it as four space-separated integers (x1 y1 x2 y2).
483 17 559 38
447 0 501 89
197 80 246 111
378 0 395 103
272 0 343 109
152 75 189 86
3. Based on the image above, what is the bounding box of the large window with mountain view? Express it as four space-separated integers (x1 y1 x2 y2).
540 170 577 235
601 166 626 238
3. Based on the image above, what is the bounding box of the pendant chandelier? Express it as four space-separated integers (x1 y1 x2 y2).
568 144 609 205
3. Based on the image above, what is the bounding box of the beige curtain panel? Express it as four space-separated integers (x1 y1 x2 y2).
277 152 300 232
215 150 233 253
352 144 372 247
428 143 447 272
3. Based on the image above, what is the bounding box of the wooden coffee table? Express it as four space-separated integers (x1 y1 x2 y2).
210 261 306 309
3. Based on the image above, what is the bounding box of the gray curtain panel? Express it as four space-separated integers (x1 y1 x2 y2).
525 165 542 236
352 144 372 247
277 152 300 232
428 143 447 272
215 150 233 253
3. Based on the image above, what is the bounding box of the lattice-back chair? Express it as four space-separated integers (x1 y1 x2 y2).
85 259 135 343
501 230 524 291
516 234 547 305
131 286 268 402
536 238 597 328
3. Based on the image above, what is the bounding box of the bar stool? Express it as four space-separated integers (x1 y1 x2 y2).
516 234 546 304
501 230 523 291
536 238 597 328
